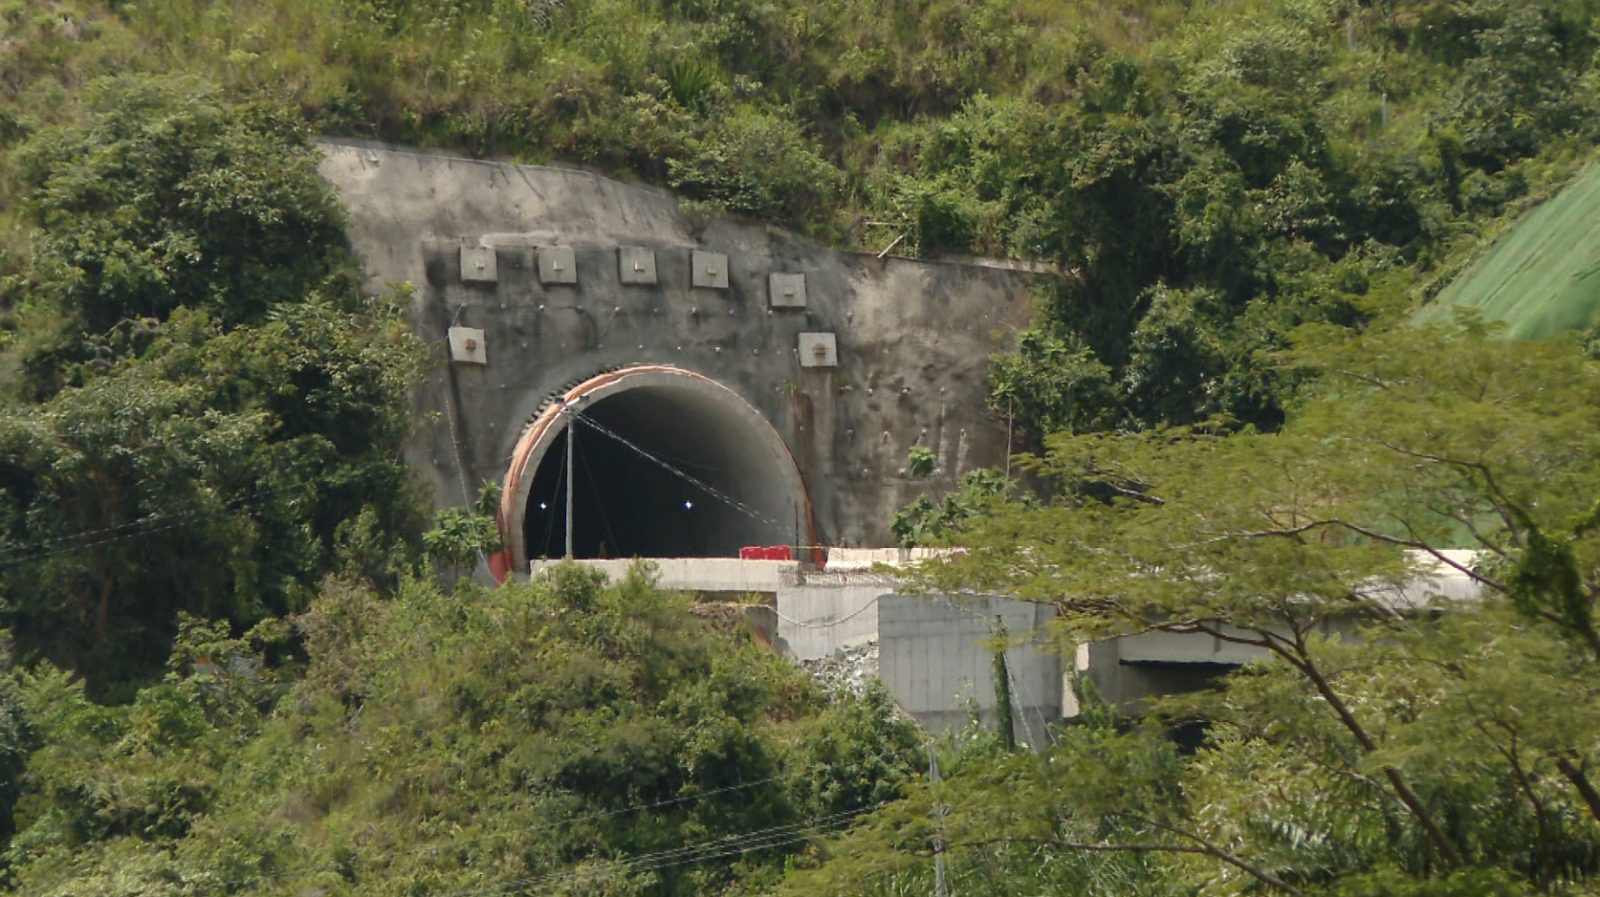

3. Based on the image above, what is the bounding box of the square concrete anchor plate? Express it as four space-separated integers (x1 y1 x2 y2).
798 332 837 367
538 246 577 284
619 247 657 284
692 250 729 289
768 272 807 308
460 245 497 283
448 326 488 365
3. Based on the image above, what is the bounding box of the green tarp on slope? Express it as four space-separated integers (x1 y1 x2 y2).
1419 163 1600 338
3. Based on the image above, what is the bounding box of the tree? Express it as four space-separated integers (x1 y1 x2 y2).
6 74 352 396
0 75 424 691
891 468 1015 548
777 702 1192 897
989 327 1120 437
891 318 1600 892
0 632 31 858
3 566 925 897
423 481 504 580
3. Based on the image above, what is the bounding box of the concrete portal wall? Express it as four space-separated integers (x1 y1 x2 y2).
317 140 1037 550
879 595 1060 750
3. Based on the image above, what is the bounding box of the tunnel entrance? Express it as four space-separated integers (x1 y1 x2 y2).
499 367 812 575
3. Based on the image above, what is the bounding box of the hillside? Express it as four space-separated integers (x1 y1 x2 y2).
5 1 1600 437
3 3 1600 896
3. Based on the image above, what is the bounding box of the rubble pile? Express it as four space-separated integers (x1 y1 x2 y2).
801 640 879 698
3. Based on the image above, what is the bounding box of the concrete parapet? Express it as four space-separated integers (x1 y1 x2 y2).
530 557 797 595
822 547 954 572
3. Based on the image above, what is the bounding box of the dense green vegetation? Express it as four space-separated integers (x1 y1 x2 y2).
807 320 1600 896
0 75 424 694
4 565 924 895
1 1 1599 896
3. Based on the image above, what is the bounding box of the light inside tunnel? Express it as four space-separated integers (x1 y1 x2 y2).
520 380 802 560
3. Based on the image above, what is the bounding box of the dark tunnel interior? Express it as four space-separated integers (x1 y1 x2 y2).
522 386 798 559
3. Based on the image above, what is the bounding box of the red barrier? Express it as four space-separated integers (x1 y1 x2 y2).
739 545 794 561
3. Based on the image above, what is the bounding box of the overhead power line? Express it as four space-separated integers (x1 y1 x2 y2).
0 483 300 569
571 411 787 532
575 423 622 556
209 764 882 892
428 803 884 897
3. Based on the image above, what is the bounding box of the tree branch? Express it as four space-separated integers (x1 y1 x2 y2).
947 832 1307 897
1088 471 1165 506
1555 756 1600 826
1425 500 1509 560
1374 441 1527 544
1484 722 1555 885
1329 368 1397 391
1266 630 1469 868
1117 813 1310 897
1161 618 1285 651
1212 517 1507 595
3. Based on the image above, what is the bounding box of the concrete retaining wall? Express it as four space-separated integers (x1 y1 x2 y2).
879 594 1060 750
773 572 896 660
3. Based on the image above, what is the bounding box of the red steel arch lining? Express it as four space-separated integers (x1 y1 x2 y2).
490 365 818 581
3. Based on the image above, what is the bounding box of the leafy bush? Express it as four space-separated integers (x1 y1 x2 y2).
3 567 924 897
0 75 423 691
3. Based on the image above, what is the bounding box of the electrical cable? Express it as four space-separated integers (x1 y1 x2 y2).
571 412 787 533
770 595 884 629
426 803 884 897
606 433 736 476
526 420 1052 742
575 429 622 557
0 482 302 569
210 763 876 891
576 409 780 527
613 807 874 876
539 440 567 559
529 430 1035 685
1008 646 1060 748
943 598 1061 749
581 805 872 871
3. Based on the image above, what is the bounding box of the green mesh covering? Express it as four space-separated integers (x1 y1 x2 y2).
1420 163 1600 338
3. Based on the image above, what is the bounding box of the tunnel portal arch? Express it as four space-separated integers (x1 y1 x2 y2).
494 366 815 580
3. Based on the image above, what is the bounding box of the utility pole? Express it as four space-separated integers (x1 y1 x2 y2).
992 615 1017 752
564 404 576 559
930 743 949 897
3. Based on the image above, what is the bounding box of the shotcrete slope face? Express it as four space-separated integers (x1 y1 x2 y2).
505 368 807 567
